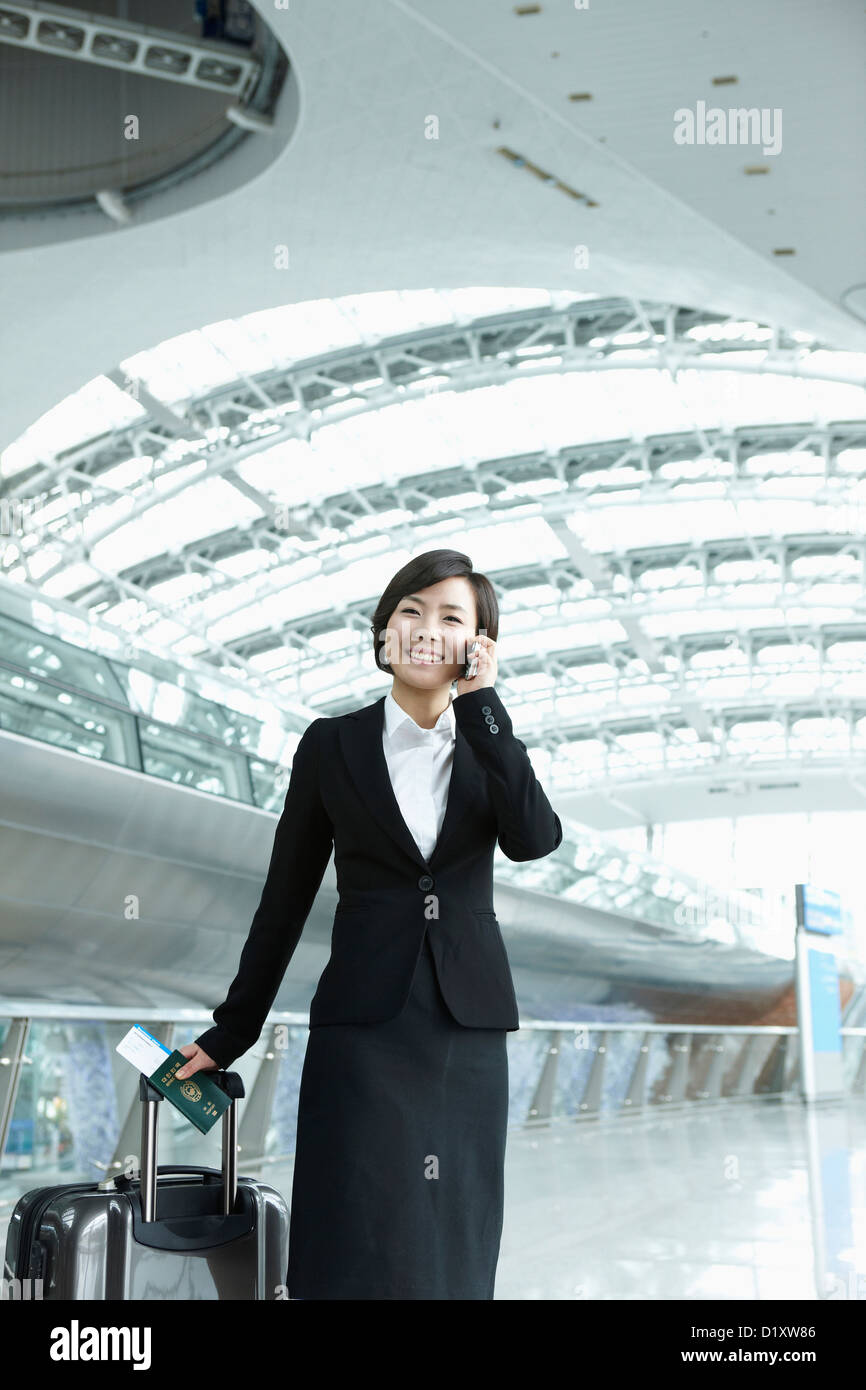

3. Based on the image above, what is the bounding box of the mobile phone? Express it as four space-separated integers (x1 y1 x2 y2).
464 640 479 680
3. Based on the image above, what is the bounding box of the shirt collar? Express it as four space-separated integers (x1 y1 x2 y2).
384 689 456 742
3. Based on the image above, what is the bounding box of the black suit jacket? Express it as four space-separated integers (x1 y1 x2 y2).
195 685 562 1069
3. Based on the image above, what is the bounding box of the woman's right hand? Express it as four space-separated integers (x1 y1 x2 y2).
176 1043 219 1079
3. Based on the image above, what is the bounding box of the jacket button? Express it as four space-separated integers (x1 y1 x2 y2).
481 705 492 715
418 874 434 891
489 723 499 734
484 714 495 724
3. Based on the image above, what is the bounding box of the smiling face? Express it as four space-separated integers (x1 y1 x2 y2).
383 575 478 691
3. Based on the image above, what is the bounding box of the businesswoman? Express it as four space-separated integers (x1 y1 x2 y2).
178 548 562 1299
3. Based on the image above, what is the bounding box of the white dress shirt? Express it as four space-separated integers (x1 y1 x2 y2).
382 689 457 861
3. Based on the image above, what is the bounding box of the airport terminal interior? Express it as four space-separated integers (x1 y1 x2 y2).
1 0 865 1303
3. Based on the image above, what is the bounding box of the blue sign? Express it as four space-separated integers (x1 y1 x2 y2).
795 884 843 936
807 947 842 1053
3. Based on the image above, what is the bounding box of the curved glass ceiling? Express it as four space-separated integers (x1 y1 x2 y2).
2 287 866 796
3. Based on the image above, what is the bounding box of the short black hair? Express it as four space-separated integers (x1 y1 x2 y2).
370 549 499 673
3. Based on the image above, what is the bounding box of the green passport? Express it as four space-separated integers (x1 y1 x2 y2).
146 1049 233 1134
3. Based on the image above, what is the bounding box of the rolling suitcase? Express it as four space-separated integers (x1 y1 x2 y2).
4 1069 290 1299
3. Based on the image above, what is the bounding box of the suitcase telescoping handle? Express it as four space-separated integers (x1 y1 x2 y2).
137 1069 245 1223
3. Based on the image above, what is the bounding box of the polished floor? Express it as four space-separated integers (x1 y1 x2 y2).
3 1098 863 1300
494 1098 865 1300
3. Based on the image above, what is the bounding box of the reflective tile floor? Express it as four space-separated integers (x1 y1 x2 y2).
494 1098 866 1300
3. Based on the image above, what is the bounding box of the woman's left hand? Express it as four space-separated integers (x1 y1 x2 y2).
455 633 498 697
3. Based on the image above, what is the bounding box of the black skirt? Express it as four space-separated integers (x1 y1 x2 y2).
286 929 509 1299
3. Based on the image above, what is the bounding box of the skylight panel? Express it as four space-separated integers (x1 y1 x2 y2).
611 330 652 346
795 583 859 610
195 575 270 627
241 299 362 362
146 573 210 606
300 656 359 695
790 715 848 745
306 680 361 705
171 635 210 657
80 495 138 543
728 718 784 743
309 627 361 654
99 597 146 629
199 319 280 378
24 493 82 529
214 549 273 579
553 693 607 720
567 493 866 557
451 517 566 576
667 744 715 766
806 351 866 380
94 456 155 492
89 477 261 573
142 618 198 650
349 508 414 534
759 672 825 698
423 490 488 515
120 330 245 406
507 671 557 696
754 640 817 667
689 647 749 669
569 498 736 551
562 738 607 768
790 554 860 579
24 547 64 580
507 582 561 611
714 559 779 587
565 660 617 682
643 607 784 638
618 684 670 708
41 563 101 599
248 646 295 673
443 287 556 321
1 437 39 479
609 746 662 772
206 570 337 643
685 321 772 343
3 376 145 469
336 290 450 340
692 669 750 695
617 730 665 750
743 450 822 475
658 456 734 481
513 343 561 357
235 437 325 505
637 564 702 591
671 368 866 429
826 640 866 663
152 459 208 494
